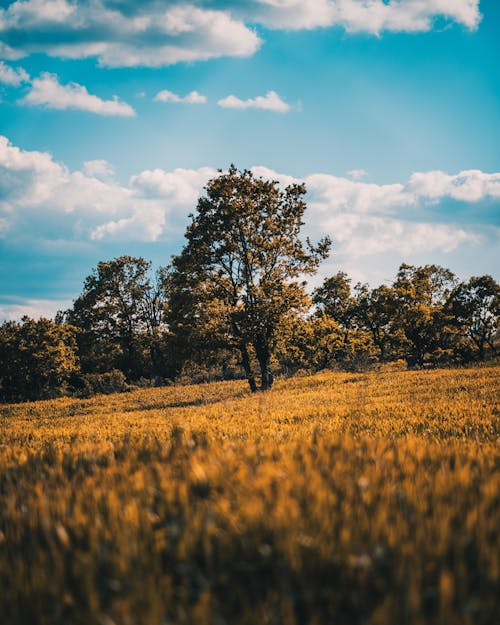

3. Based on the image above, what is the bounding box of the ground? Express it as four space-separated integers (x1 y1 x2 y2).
0 365 499 625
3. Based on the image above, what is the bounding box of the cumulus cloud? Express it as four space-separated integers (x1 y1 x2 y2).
0 134 497 258
218 90 290 112
0 1 479 67
408 170 500 203
94 166 218 240
250 165 498 257
248 0 481 32
21 72 136 116
0 135 216 243
0 1 261 67
0 60 29 85
154 89 207 104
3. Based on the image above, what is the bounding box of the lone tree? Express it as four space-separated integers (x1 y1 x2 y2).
169 165 331 391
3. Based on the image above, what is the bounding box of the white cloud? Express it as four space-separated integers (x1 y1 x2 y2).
348 169 367 180
0 297 72 322
1 135 499 315
21 73 136 116
2 0 76 26
0 61 29 86
0 2 481 68
0 134 497 261
83 159 116 181
93 166 218 240
408 170 500 203
249 165 496 257
130 167 218 203
218 90 290 113
0 135 216 243
320 213 477 259
0 2 261 67
154 89 207 104
250 0 481 32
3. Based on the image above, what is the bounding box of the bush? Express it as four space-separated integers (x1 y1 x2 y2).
76 369 129 397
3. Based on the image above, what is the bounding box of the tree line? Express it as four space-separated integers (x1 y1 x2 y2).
0 167 498 402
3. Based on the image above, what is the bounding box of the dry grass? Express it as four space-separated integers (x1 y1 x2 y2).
1 365 499 625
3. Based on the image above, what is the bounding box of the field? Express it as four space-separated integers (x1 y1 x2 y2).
0 365 499 625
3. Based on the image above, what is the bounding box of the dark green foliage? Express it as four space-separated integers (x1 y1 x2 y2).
353 283 402 361
446 275 500 360
65 256 168 380
75 370 129 397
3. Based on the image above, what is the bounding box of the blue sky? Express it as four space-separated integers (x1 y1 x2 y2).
0 0 499 319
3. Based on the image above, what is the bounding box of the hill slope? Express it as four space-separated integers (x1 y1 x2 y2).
1 366 499 625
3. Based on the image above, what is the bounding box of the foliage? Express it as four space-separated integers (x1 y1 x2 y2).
313 271 357 329
65 256 168 379
354 283 403 360
447 275 500 360
277 312 375 373
391 264 458 366
0 366 499 625
168 165 331 391
2 253 499 402
75 369 129 397
0 316 78 401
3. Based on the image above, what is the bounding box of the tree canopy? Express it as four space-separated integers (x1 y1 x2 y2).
65 256 167 379
0 317 78 401
168 165 331 390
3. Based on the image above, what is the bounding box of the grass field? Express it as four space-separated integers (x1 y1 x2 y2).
0 365 499 625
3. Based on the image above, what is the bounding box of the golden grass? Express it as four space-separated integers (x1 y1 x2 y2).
0 365 499 625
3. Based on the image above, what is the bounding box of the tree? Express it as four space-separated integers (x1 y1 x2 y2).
168 165 331 391
312 272 378 368
0 317 79 402
447 275 499 360
313 272 357 328
392 264 457 366
313 272 358 352
275 313 344 373
354 283 401 361
65 256 167 379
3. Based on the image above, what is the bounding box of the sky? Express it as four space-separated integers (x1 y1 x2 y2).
0 0 499 320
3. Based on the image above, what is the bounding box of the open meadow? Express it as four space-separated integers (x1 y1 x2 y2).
0 365 499 625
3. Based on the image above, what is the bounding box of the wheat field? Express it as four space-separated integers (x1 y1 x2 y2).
0 365 499 625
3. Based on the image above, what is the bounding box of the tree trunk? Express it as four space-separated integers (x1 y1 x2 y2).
255 343 273 391
240 343 257 392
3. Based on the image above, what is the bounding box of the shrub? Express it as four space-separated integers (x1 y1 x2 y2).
76 369 129 397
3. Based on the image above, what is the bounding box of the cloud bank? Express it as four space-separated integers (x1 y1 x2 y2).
0 1 261 67
0 1 481 67
1 134 498 318
1 134 497 250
